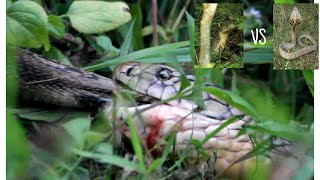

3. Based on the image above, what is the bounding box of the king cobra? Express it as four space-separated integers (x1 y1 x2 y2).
278 7 317 60
18 50 297 179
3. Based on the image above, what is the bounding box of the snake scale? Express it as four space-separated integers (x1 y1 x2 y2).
278 7 317 60
18 50 295 178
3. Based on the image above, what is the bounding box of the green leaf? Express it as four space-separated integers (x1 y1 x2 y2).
86 132 107 149
85 41 189 71
120 20 135 56
127 117 146 173
200 116 240 147
48 15 65 39
66 1 132 34
93 142 113 154
96 36 120 58
142 25 168 41
73 149 141 172
130 3 143 50
302 70 314 97
17 109 65 122
186 11 195 65
244 121 310 143
42 46 71 65
6 0 11 10
244 46 272 64
7 0 50 50
7 110 30 179
146 132 176 174
62 118 91 149
274 0 295 3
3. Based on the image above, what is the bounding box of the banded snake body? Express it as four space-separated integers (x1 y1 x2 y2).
18 50 295 178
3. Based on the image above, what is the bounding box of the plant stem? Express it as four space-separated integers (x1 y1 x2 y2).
152 0 159 46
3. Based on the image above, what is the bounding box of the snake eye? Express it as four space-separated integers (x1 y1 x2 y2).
125 66 134 76
157 69 172 81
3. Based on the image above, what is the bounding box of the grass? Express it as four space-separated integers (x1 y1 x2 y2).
273 4 319 70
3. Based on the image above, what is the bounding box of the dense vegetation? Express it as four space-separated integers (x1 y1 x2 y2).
195 3 243 68
7 0 314 179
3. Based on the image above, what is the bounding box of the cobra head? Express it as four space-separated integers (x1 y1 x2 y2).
289 7 302 26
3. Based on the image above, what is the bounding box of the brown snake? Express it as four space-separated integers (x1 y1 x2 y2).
278 7 317 60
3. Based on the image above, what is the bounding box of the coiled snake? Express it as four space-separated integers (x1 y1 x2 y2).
18 50 295 178
278 7 317 60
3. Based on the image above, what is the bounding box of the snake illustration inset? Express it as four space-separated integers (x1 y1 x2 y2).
278 7 317 60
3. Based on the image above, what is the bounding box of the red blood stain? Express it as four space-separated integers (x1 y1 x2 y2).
146 110 164 157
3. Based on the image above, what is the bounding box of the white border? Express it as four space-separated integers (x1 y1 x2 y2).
1 0 6 179
1 1 318 180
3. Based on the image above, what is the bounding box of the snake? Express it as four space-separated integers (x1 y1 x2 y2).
112 62 297 178
278 7 317 60
18 50 295 178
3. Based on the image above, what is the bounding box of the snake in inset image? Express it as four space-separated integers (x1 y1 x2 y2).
278 7 317 60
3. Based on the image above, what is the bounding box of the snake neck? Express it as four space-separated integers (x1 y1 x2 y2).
291 24 297 46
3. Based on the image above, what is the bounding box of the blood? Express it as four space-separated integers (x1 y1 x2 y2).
146 111 164 157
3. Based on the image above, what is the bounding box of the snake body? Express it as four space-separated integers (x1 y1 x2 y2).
18 49 120 108
278 7 317 60
113 62 297 177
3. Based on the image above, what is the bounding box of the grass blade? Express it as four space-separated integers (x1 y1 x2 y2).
120 19 135 56
84 41 189 70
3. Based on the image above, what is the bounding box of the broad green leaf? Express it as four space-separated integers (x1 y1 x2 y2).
7 1 50 50
96 36 120 58
42 46 71 65
62 117 91 149
93 142 113 154
73 149 141 172
86 131 107 149
48 15 65 39
66 1 132 34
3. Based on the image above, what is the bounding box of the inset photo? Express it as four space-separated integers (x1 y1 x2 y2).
273 4 319 70
194 3 244 68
